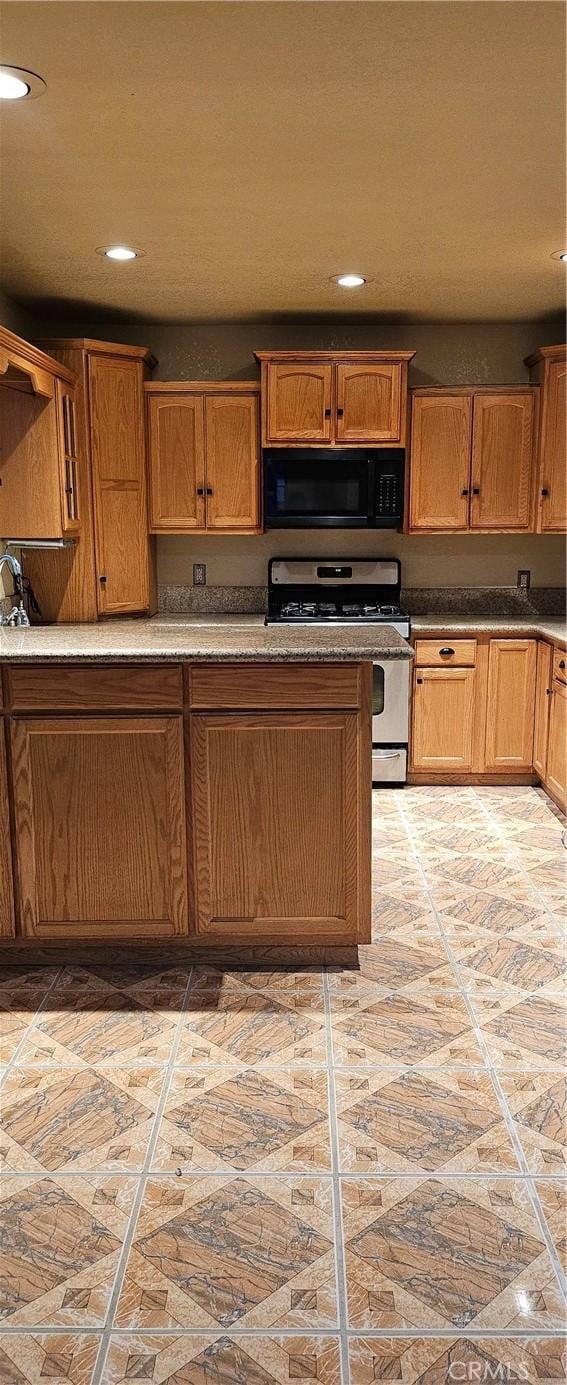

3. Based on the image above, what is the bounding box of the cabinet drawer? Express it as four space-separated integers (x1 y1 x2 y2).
414 639 477 667
189 662 362 710
8 663 183 711
553 647 567 686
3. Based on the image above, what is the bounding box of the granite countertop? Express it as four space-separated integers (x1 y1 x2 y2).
411 615 567 646
0 613 413 662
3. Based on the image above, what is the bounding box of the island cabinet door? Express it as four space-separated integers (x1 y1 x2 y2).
190 710 361 940
469 392 536 530
265 363 333 442
484 639 537 770
11 715 188 938
335 363 402 442
411 667 476 771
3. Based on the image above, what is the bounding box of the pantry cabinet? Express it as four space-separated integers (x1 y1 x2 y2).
10 712 188 939
526 346 567 532
27 339 156 621
484 639 537 769
255 351 415 447
146 383 260 532
409 387 537 532
411 666 476 771
0 327 80 542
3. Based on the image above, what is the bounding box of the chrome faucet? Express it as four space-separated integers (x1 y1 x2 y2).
0 553 30 627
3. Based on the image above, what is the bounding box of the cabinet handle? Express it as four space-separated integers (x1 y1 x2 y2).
461 488 469 496
99 575 107 584
196 487 205 496
324 408 331 418
541 487 549 496
439 647 455 657
472 487 480 495
206 487 213 496
337 407 344 417
416 677 423 684
546 688 553 695
560 660 566 670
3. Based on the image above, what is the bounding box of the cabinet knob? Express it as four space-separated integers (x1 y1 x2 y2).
541 487 549 496
439 647 455 657
324 408 331 418
461 488 469 496
416 676 423 684
99 575 107 584
196 487 205 496
337 408 344 418
206 487 213 496
472 487 480 495
546 688 553 695
560 660 566 670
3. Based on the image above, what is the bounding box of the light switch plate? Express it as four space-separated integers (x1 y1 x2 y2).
193 563 206 586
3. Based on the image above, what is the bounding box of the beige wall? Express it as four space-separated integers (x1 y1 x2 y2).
158 532 566 590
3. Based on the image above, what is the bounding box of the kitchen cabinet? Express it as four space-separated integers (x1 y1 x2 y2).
10 713 188 939
545 676 567 809
0 327 79 542
0 720 14 936
190 709 364 940
526 346 567 532
533 640 553 780
26 339 156 621
484 639 536 770
409 387 537 532
411 666 476 771
255 351 415 447
146 383 260 533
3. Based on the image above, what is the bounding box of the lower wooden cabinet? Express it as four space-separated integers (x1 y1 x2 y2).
190 709 364 940
411 667 476 771
546 678 567 807
10 715 188 938
0 723 14 935
484 639 536 770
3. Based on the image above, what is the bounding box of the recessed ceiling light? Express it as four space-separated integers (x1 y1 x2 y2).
0 65 46 100
332 273 367 288
550 250 567 262
96 245 145 261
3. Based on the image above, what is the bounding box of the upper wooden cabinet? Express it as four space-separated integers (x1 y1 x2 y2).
146 383 260 533
255 351 415 447
526 346 566 532
28 339 156 620
409 387 537 532
0 327 80 542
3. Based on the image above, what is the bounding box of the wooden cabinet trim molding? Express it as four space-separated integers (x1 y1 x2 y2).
37 338 157 369
0 326 76 397
255 350 416 364
145 381 259 395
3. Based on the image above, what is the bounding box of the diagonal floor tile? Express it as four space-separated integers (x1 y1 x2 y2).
349 1336 567 1385
114 1174 337 1330
331 991 484 1069
34 992 178 1066
177 989 328 1066
335 1067 520 1174
103 1333 342 1383
478 995 567 1068
0 1333 101 1384
498 1072 567 1175
342 1174 566 1331
152 1065 331 1172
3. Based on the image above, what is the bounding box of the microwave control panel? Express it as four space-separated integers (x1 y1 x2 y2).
376 471 401 517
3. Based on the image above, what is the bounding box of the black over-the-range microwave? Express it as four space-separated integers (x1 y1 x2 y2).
263 448 405 529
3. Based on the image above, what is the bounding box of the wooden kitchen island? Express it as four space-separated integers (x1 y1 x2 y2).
0 618 412 959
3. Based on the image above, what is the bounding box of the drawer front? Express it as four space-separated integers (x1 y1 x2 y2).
553 647 567 686
414 639 477 667
189 662 362 710
8 663 183 711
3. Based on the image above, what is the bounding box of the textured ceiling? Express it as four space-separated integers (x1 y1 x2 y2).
0 1 565 323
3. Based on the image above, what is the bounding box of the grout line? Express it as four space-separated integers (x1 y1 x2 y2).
1 1325 566 1340
91 966 195 1385
322 968 350 1385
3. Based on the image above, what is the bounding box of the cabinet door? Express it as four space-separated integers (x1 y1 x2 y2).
205 393 260 530
191 710 360 940
0 722 14 936
409 394 472 530
546 680 567 808
411 667 476 771
470 392 535 530
533 641 553 779
88 355 150 614
265 363 333 442
0 386 64 540
11 716 187 938
539 359 567 532
147 394 205 531
336 363 402 442
484 639 537 770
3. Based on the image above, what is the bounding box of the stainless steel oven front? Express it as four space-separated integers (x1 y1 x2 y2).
372 658 410 784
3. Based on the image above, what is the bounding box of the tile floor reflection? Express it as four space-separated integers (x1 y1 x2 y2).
0 785 565 1382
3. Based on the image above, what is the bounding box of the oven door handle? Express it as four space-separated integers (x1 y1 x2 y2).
372 749 404 759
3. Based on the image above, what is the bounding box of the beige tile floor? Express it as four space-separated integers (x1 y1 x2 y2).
0 785 565 1383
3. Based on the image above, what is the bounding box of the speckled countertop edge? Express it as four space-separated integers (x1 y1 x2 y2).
411 616 567 646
